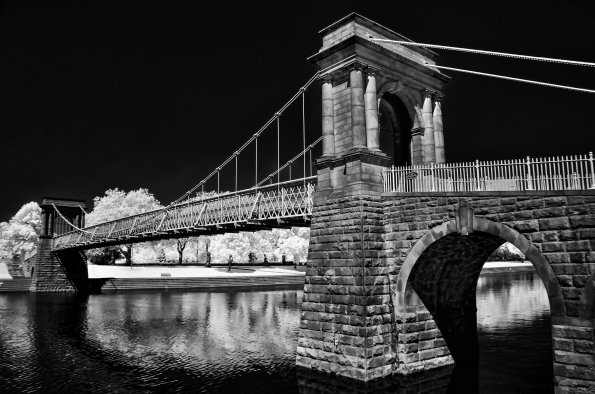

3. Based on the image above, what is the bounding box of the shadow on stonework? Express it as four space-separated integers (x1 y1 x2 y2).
296 365 459 394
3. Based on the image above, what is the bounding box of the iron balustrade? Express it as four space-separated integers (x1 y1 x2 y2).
52 178 316 250
382 153 595 193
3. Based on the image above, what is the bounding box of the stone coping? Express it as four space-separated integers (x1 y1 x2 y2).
382 189 595 197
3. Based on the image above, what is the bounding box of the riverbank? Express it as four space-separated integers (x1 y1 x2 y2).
88 264 306 278
87 261 533 279
88 264 306 292
0 261 534 292
480 261 534 274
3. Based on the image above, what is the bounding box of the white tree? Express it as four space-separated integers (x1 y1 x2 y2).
277 227 309 263
210 233 252 264
0 202 42 275
204 228 310 265
86 188 162 225
0 202 41 257
85 188 162 265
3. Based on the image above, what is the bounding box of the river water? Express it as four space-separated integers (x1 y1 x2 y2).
0 270 551 393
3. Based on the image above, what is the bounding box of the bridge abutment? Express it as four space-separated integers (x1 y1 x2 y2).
299 192 595 391
31 237 88 292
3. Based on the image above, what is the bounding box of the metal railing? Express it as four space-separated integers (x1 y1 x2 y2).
53 178 316 250
383 153 595 193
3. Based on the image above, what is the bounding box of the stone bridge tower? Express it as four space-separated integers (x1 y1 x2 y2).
311 13 449 196
297 14 595 392
297 13 451 381
31 198 88 292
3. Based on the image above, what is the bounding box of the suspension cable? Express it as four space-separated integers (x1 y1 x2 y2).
369 38 595 68
171 71 320 205
277 114 280 188
302 89 306 186
255 135 258 188
426 63 595 94
257 136 322 187
52 204 93 234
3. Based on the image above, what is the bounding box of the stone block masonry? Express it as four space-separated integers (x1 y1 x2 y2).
297 190 595 392
296 192 397 381
31 237 88 293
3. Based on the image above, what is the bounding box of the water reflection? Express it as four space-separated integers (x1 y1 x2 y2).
477 271 553 393
296 366 453 393
477 271 550 328
0 271 552 393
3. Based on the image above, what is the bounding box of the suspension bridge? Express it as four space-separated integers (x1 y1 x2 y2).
31 13 594 392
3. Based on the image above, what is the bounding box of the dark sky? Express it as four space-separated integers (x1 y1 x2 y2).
1 0 594 221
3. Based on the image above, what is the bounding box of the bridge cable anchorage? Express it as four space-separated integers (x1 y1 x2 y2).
424 63 595 94
170 71 320 205
368 37 595 68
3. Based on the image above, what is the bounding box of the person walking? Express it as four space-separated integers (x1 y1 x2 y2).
228 254 233 272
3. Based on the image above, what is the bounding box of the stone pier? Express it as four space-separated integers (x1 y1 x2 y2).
297 191 595 392
297 13 595 393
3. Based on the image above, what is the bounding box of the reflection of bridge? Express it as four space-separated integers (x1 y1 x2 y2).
32 13 594 393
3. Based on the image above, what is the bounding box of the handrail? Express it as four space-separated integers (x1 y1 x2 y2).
383 153 595 193
53 180 317 245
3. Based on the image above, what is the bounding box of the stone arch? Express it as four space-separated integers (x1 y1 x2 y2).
393 215 567 369
377 83 420 167
378 95 412 166
377 81 420 123
395 216 566 319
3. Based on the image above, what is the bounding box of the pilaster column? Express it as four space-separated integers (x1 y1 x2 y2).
410 116 424 166
40 208 49 237
364 72 380 151
422 90 436 163
433 96 445 164
47 210 54 237
321 77 335 157
350 67 366 148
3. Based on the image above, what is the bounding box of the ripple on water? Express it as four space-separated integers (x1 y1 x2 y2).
0 274 553 393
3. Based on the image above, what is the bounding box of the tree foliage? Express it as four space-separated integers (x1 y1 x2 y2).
176 238 188 265
85 188 163 265
488 242 525 261
86 188 162 225
0 202 41 261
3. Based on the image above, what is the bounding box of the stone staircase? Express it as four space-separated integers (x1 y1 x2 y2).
99 275 305 292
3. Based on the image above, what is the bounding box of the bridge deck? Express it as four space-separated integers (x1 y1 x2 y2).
52 180 315 251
